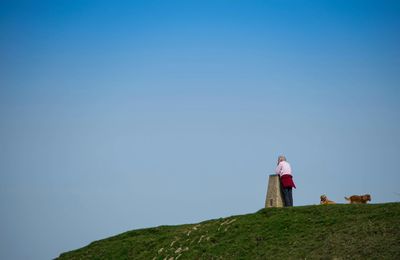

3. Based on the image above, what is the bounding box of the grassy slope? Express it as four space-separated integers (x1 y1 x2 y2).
57 203 400 259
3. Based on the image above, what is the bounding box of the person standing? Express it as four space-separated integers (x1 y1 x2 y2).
275 155 296 207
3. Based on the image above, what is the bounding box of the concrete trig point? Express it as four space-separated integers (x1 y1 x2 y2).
265 174 284 208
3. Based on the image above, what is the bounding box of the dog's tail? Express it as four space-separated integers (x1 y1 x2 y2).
344 196 350 201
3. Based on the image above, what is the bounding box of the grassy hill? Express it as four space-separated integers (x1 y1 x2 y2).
57 203 400 259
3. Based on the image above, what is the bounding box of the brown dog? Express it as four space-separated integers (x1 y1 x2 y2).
320 195 336 205
345 194 371 204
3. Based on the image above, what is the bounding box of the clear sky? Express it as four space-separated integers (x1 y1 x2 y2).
1 0 399 259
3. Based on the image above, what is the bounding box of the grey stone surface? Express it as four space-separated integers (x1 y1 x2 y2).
265 174 284 208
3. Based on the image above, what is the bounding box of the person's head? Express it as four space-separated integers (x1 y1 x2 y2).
278 155 287 163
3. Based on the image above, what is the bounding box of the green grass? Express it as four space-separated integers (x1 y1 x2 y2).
57 203 400 259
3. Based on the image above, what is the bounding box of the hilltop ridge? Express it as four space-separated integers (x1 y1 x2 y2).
57 203 400 259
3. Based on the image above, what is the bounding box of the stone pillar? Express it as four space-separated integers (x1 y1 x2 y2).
265 174 284 208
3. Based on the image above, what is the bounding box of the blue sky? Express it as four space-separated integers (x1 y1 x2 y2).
1 1 400 259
